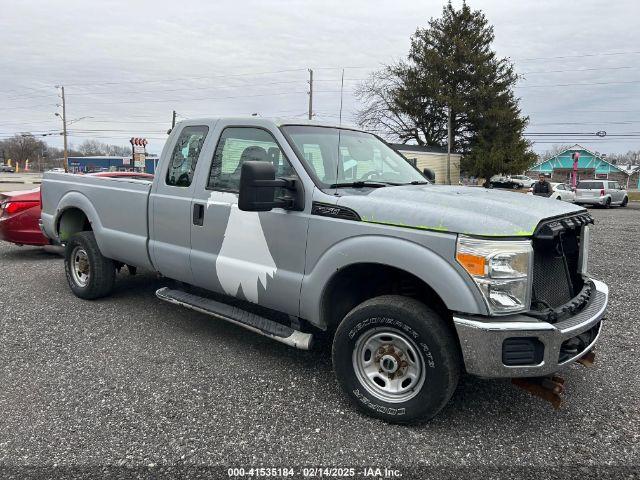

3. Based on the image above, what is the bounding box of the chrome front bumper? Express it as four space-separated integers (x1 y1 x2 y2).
453 278 608 378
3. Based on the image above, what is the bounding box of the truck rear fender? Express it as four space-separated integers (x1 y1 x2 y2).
54 191 104 243
300 235 488 330
53 190 153 269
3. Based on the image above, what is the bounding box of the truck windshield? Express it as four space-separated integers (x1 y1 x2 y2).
282 125 426 187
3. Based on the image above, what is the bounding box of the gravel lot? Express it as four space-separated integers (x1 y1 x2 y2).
0 206 638 474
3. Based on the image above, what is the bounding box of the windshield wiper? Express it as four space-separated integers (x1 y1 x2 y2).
328 181 389 188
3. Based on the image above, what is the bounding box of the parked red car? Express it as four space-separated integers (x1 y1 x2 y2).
0 172 153 247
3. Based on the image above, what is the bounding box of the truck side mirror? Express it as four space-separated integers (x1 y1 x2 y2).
423 168 436 182
238 161 302 212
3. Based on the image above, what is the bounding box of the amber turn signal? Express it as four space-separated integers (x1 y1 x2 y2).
456 252 486 276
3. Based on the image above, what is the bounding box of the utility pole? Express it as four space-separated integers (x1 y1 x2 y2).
446 106 452 185
307 69 313 120
55 86 69 172
61 86 68 173
172 110 177 129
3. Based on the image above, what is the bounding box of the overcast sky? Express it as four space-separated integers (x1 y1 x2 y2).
1 0 638 156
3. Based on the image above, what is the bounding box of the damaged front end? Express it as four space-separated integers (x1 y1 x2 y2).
528 211 594 323
452 211 607 380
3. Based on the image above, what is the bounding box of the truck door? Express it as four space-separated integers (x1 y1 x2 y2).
189 126 309 317
149 124 211 284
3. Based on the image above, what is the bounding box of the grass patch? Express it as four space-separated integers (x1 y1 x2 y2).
629 191 640 202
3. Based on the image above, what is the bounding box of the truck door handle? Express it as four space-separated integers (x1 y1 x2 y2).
193 203 205 226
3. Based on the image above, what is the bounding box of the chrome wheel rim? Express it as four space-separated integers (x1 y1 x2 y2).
352 327 426 403
71 247 90 287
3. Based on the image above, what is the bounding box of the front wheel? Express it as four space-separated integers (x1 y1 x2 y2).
65 231 115 299
332 295 461 424
621 196 628 207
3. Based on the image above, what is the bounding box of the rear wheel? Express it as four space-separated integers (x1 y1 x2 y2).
605 197 612 209
621 196 628 207
332 295 460 424
65 231 115 299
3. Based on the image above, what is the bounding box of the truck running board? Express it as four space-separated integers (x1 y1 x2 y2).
155 287 313 350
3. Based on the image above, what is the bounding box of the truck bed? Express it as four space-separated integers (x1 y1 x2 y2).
40 172 154 269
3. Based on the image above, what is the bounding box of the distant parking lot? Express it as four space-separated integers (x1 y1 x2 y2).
0 206 638 471
0 172 42 193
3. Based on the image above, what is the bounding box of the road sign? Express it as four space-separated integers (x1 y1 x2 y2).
129 137 148 171
134 153 145 168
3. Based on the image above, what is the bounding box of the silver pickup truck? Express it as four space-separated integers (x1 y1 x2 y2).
40 118 607 423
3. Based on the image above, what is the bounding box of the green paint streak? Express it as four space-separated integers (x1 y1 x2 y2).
362 218 535 237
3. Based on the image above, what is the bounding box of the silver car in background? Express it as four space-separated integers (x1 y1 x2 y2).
575 179 628 208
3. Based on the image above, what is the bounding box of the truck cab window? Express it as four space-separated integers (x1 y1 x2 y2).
207 127 296 191
166 126 209 187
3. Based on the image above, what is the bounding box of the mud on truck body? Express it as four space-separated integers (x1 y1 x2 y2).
40 118 607 423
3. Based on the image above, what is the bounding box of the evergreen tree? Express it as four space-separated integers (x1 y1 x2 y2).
356 1 535 179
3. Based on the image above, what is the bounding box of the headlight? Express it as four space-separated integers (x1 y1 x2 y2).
456 236 533 315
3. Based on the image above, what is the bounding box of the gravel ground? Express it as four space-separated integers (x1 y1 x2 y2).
0 207 638 474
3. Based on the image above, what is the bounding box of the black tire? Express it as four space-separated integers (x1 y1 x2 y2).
332 295 461 424
605 197 612 209
621 196 628 207
64 231 115 299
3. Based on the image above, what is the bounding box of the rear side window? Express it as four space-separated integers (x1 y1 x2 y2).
166 126 209 187
577 181 603 190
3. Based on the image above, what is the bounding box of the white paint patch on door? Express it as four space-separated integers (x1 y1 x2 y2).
207 191 277 303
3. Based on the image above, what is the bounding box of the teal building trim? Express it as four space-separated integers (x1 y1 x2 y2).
529 145 624 175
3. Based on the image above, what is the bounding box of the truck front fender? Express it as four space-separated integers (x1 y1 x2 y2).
300 235 488 329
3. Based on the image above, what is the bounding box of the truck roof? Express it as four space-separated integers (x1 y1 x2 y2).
176 116 363 131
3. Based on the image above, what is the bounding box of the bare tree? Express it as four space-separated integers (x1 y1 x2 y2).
537 144 572 161
76 139 131 157
606 150 640 166
355 68 446 145
0 134 45 168
77 139 109 156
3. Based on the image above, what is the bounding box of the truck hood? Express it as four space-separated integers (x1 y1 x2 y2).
336 185 585 237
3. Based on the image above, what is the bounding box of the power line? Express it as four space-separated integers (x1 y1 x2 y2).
519 65 637 75
62 68 310 88
527 109 639 114
529 121 640 126
64 79 308 97
62 89 344 107
4 78 365 106
3 103 58 111
0 85 55 96
4 91 55 102
515 50 640 62
517 79 640 88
